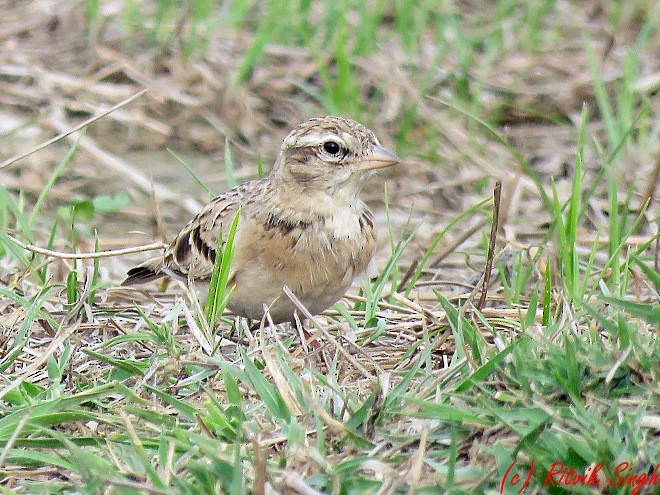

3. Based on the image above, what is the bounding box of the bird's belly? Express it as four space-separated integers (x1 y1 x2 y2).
227 270 352 323
227 228 374 322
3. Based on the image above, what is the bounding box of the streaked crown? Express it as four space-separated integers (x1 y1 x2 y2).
270 116 398 190
281 116 380 163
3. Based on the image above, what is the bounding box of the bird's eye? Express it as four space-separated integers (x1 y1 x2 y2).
322 141 341 155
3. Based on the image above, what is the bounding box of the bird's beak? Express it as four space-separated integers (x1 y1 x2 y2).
358 145 400 172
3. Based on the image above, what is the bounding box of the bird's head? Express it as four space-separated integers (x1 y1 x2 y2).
271 116 399 199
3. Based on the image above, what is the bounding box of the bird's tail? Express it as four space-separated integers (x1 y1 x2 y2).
122 257 166 286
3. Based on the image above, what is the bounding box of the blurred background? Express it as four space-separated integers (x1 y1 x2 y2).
1 1 656 277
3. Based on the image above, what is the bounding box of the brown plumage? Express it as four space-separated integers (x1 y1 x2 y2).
123 116 399 323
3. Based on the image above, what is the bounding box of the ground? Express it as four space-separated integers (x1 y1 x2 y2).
0 1 658 494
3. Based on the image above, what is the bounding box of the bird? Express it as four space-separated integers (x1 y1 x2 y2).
122 116 399 323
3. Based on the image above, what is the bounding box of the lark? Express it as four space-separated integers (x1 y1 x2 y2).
122 116 399 323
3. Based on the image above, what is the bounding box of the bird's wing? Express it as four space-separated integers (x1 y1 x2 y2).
163 179 266 280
